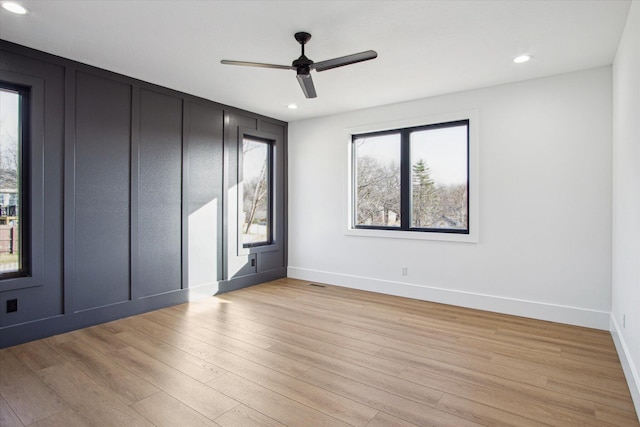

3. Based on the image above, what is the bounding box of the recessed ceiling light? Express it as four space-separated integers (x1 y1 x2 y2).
287 104 298 110
2 2 29 14
513 55 531 64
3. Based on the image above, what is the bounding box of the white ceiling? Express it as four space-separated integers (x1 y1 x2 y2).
0 0 631 122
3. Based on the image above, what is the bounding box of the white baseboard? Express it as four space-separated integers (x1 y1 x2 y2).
287 267 610 330
610 315 640 420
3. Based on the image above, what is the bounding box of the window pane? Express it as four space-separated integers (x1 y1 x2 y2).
354 133 401 227
0 88 21 273
242 138 270 245
410 124 468 230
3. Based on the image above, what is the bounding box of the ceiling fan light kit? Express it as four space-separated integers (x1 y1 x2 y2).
221 32 377 99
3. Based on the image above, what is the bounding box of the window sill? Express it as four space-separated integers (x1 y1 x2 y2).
345 227 478 243
238 240 281 256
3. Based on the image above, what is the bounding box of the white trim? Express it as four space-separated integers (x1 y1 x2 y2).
343 227 476 243
610 315 640 421
288 266 610 330
344 109 479 243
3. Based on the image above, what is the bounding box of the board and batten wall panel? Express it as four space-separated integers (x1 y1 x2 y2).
138 88 183 297
74 71 132 311
0 39 287 348
0 49 65 327
187 102 224 289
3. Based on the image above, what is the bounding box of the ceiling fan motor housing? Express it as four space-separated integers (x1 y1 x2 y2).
293 57 313 75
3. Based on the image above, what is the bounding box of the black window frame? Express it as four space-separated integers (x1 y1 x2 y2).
0 82 30 280
239 135 274 248
352 119 470 234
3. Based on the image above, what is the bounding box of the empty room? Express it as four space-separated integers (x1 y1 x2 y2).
0 0 639 425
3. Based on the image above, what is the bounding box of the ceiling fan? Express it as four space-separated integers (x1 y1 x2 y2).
221 32 377 99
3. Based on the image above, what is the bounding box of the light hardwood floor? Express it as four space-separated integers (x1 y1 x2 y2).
0 278 638 426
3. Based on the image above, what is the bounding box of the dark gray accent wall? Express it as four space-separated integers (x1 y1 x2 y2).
0 40 287 348
138 88 183 298
186 102 224 288
0 46 64 326
74 72 132 311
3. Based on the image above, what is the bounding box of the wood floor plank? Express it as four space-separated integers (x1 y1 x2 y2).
459 334 624 371
215 404 285 427
141 310 312 378
399 362 596 418
36 362 152 427
106 346 239 421
143 310 274 351
68 326 129 355
594 403 640 426
164 304 269 333
0 279 636 426
30 409 92 427
252 310 370 340
491 352 631 394
41 332 75 346
365 411 420 427
131 391 221 426
0 349 68 425
154 307 276 350
113 329 227 383
207 373 352 427
299 367 482 427
51 337 159 405
496 326 620 357
436 393 549 426
377 345 547 388
211 350 378 426
399 366 601 426
8 340 66 372
361 330 493 360
0 394 23 427
261 323 383 356
544 376 636 413
114 314 226 362
268 341 444 405
220 291 371 338
259 326 405 376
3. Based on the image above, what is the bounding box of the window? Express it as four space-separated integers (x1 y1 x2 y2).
353 131 401 227
240 136 273 247
0 83 29 278
352 119 469 234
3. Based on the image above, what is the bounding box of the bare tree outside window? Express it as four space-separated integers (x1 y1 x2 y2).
241 138 271 246
0 88 21 273
353 120 469 234
353 133 401 227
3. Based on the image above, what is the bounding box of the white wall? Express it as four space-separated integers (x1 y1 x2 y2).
288 67 612 330
612 0 640 415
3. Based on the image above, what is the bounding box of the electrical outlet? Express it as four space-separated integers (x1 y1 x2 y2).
7 299 17 313
401 266 408 276
251 258 256 267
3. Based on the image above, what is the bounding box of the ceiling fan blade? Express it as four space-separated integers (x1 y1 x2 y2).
312 50 378 72
296 73 317 98
220 60 295 70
